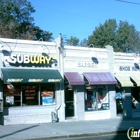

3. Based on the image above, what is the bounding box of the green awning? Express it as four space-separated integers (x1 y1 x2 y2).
1 68 63 83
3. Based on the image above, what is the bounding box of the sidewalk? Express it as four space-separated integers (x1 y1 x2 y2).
0 117 140 140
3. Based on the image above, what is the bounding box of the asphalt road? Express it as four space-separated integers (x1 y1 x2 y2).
46 133 130 140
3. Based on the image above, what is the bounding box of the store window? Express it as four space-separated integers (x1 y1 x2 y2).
22 84 39 106
131 87 140 110
85 85 109 111
3 84 21 107
3 83 56 107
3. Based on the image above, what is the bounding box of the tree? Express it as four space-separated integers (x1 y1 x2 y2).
88 19 117 48
116 21 140 52
0 0 53 41
65 36 79 46
33 26 53 42
87 19 140 52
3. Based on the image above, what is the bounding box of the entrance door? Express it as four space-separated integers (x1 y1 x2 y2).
116 87 123 115
65 89 74 117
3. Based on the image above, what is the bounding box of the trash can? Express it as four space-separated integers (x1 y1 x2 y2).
51 110 59 123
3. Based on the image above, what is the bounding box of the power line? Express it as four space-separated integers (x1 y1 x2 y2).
31 4 102 21
31 2 140 28
116 0 140 5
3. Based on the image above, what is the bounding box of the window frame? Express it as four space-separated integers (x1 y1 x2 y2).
3 83 56 107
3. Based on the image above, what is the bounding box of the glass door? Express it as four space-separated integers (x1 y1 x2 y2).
116 86 123 115
65 88 74 117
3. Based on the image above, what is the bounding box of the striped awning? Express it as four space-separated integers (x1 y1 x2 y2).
130 75 140 87
115 75 133 87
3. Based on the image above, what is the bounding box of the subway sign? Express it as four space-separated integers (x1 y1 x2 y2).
3 54 55 64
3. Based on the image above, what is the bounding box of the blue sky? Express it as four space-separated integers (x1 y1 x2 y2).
29 0 140 41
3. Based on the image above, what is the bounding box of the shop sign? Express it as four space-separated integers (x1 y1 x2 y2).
28 79 43 82
4 54 55 64
48 79 61 82
78 62 97 68
7 79 23 82
119 66 140 71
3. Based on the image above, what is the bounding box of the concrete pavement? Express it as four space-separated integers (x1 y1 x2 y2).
0 117 140 140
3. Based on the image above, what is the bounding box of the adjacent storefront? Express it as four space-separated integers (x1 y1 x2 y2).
0 38 64 125
63 46 117 121
114 52 140 118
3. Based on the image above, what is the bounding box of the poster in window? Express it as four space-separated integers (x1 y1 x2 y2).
6 96 14 105
41 91 54 105
42 96 53 105
4 88 20 96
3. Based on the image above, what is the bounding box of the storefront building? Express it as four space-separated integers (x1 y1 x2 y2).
0 38 64 125
0 37 140 125
63 45 118 121
114 52 140 118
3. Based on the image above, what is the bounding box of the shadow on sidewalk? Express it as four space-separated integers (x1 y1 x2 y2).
0 124 39 139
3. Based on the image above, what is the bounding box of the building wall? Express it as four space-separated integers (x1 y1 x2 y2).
64 46 110 74
75 85 85 121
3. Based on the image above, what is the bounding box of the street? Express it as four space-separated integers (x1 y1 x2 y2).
39 133 129 140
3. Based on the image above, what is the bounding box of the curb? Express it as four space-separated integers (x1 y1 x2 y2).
25 130 128 140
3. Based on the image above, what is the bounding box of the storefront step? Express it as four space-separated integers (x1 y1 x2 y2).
3 114 51 125
65 117 78 122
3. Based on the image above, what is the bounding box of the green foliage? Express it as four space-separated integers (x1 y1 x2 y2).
88 19 117 48
0 0 53 41
116 21 140 52
33 26 53 42
88 19 140 52
65 36 79 46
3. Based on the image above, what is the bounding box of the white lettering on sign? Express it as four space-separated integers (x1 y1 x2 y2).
7 79 23 82
118 66 140 71
28 79 43 82
119 66 130 71
48 79 61 82
78 62 97 68
4 54 55 64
